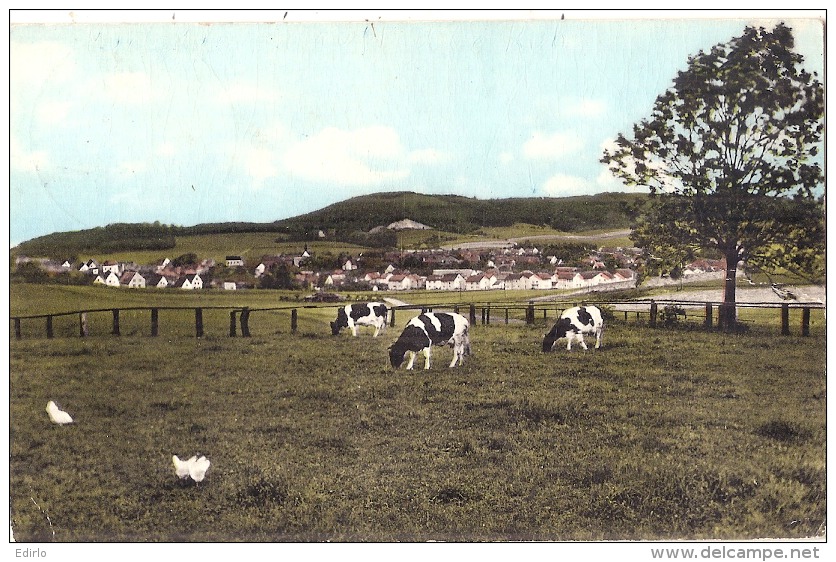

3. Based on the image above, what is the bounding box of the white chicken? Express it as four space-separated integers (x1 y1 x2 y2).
189 456 211 483
45 401 73 425
172 454 196 480
172 454 211 483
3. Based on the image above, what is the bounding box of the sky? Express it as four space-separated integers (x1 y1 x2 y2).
6 9 826 247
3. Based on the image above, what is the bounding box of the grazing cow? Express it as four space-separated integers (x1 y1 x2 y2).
542 305 604 352
330 302 389 337
389 312 471 370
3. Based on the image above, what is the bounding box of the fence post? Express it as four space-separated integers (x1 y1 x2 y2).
291 309 298 333
195 308 204 338
481 307 486 325
46 316 54 339
240 307 251 337
469 304 476 326
150 308 159 337
229 311 237 337
112 309 120 336
505 308 509 324
704 303 713 330
801 307 810 337
390 308 396 328
781 303 790 336
649 300 657 328
486 306 491 325
80 312 89 337
14 318 21 339
526 301 534 325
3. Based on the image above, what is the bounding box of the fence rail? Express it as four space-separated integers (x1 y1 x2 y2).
9 299 825 340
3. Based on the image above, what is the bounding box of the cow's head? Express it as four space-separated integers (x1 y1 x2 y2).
388 344 405 369
331 308 349 335
542 318 572 352
389 325 430 368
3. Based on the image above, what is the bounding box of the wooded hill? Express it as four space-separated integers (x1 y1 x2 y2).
275 191 645 236
12 191 647 258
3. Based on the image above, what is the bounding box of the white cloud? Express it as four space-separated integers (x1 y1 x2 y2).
523 131 584 160
499 152 514 164
101 72 163 104
36 100 73 125
596 168 630 190
542 173 589 197
10 41 76 88
282 126 410 185
244 147 280 186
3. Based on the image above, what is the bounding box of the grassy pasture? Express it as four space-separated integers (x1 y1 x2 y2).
8 302 826 542
76 234 370 266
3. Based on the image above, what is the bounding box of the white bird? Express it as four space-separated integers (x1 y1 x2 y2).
172 454 196 480
172 454 211 483
45 401 73 425
189 456 211 483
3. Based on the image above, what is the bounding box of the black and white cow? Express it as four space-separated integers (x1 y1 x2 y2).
330 302 389 337
389 312 471 370
542 305 604 352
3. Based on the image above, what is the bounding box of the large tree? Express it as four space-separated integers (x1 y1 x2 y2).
601 23 824 328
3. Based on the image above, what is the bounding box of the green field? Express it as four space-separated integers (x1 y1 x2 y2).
71 234 371 266
28 224 635 265
8 285 827 541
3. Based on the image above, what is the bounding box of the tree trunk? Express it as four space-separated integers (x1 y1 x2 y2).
721 252 738 331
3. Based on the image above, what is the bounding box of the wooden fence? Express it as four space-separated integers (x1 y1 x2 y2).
9 299 825 340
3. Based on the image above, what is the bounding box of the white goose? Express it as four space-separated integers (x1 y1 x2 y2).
45 401 73 425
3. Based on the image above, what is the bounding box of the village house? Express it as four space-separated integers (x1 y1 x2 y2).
323 270 347 287
225 256 245 268
79 259 100 275
154 258 171 272
120 270 146 289
387 273 423 291
101 260 121 276
613 269 635 282
426 273 466 291
144 273 168 289
531 272 554 290
465 273 497 291
93 270 120 287
173 273 203 290
552 271 578 289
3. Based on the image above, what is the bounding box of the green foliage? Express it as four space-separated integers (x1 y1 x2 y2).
258 264 299 290
659 305 687 327
602 24 825 299
14 223 177 258
171 253 198 267
540 242 597 266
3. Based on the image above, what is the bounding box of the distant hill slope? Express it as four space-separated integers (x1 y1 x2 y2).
275 191 646 236
12 191 646 257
